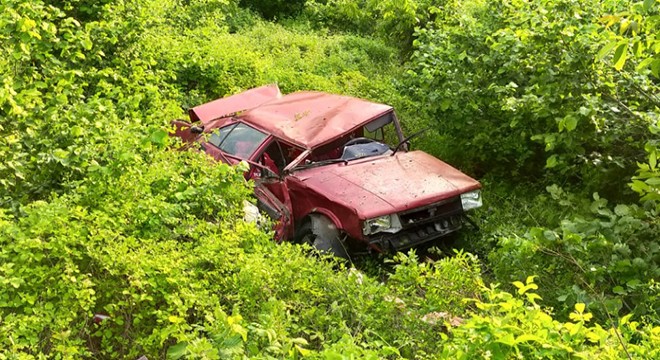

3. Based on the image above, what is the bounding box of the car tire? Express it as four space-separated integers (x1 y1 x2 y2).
295 217 349 260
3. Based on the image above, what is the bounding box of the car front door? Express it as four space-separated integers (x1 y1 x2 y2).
253 176 292 242
250 140 300 241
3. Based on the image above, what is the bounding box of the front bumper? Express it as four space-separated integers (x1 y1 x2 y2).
365 196 465 252
367 215 462 252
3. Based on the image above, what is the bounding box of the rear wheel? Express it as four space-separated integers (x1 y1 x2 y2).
295 217 349 259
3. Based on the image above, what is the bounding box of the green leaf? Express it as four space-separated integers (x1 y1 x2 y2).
292 337 309 345
620 314 633 325
650 151 658 169
630 180 650 193
20 43 30 55
620 19 631 35
613 286 626 295
650 57 660 77
512 281 525 290
597 41 618 60
295 345 311 356
168 315 183 324
614 204 630 216
323 352 344 360
496 333 516 347
381 346 400 356
546 155 558 169
564 116 577 131
586 331 601 343
644 0 655 11
578 106 591 116
526 293 542 303
223 335 242 348
543 230 557 241
646 178 660 185
82 38 93 50
636 57 655 72
440 99 452 111
70 126 84 137
515 334 543 344
613 43 628 70
149 129 169 147
167 342 188 360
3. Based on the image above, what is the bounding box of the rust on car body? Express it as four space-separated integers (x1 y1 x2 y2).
172 84 482 255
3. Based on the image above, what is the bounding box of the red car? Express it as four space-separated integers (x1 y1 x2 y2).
173 85 482 257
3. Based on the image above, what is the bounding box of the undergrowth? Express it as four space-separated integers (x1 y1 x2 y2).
1 0 659 358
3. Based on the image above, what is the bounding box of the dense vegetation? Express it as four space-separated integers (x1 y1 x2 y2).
1 0 658 358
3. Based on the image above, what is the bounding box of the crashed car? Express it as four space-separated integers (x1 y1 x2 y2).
172 84 482 257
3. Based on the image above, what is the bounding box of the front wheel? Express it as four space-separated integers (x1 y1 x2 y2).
295 219 349 260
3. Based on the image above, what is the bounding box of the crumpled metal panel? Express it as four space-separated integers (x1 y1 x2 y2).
189 84 281 124
240 91 393 150
294 151 481 219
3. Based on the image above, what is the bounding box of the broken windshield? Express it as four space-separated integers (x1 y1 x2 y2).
293 114 398 170
208 122 268 158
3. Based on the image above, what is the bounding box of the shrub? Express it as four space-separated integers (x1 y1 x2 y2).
239 0 306 19
404 0 656 197
2 0 659 358
440 278 660 359
489 187 660 322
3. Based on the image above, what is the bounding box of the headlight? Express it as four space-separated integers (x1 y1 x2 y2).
362 214 403 236
460 190 482 211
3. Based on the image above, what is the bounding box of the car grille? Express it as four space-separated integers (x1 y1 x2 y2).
398 197 463 229
367 215 462 252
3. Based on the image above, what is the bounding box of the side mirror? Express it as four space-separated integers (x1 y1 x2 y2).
190 125 205 134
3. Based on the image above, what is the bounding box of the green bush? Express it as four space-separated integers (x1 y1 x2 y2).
0 169 485 358
302 0 435 51
489 188 660 322
2 0 660 358
127 16 411 117
441 278 660 359
404 0 656 197
239 0 306 19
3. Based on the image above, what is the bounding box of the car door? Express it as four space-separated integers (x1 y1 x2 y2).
253 176 292 242
250 141 298 241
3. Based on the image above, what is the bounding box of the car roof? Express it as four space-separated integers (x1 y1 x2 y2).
189 85 393 150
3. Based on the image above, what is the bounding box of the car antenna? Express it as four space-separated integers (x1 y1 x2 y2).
391 127 431 156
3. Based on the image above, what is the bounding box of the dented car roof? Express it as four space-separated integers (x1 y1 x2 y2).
189 84 393 150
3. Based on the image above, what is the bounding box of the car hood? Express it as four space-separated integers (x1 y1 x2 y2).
293 150 481 219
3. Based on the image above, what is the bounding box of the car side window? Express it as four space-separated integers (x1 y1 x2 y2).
258 141 304 176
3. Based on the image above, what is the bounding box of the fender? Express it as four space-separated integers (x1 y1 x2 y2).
306 208 342 232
